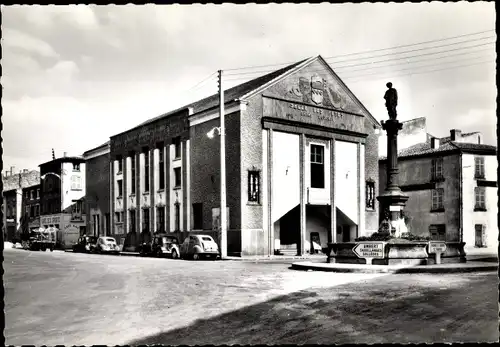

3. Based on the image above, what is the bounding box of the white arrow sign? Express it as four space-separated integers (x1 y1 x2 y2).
352 242 385 265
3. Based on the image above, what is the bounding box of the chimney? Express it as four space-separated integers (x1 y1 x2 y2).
431 137 440 149
10 166 15 176
23 169 28 173
63 152 67 157
450 129 462 141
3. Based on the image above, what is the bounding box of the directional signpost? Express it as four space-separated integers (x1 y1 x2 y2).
428 241 447 265
352 242 385 265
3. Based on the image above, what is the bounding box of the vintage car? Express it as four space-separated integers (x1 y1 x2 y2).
180 235 220 260
94 236 121 255
139 234 180 259
72 236 98 253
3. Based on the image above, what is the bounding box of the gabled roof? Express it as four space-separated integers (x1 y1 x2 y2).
83 140 110 156
39 156 85 167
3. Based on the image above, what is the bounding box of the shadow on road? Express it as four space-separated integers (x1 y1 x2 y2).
127 273 498 346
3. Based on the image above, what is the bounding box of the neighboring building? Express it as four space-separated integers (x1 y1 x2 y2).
2 167 40 242
21 184 41 234
109 55 382 256
83 141 111 238
379 123 497 253
39 154 87 248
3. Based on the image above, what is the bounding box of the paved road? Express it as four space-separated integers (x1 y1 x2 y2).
4 248 498 345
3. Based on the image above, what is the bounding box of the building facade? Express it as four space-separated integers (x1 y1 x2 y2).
2 168 40 242
21 184 41 234
379 124 497 253
39 155 87 248
83 141 111 237
108 56 381 256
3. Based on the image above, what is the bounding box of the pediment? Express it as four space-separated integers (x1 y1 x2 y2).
262 58 371 118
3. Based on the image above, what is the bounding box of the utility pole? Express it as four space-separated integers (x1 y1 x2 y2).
218 70 227 259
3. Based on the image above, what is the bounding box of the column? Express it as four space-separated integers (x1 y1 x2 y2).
262 129 271 256
123 155 128 235
329 138 336 244
165 143 170 232
109 160 114 236
359 143 366 237
150 148 155 234
186 139 191 232
298 133 306 256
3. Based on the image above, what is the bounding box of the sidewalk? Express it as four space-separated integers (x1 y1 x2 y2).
291 260 498 274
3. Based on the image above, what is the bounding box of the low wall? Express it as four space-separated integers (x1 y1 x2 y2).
327 242 466 265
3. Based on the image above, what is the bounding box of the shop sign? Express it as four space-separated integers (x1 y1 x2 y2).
41 216 61 225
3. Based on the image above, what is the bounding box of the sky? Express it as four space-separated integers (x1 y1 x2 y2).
2 3 496 172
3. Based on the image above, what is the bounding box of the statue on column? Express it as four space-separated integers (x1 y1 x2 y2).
384 82 398 120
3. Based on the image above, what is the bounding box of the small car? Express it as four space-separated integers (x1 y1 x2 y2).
72 236 98 253
140 234 180 259
180 235 220 260
94 236 120 255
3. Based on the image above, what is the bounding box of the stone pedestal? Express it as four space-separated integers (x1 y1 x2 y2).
377 118 409 238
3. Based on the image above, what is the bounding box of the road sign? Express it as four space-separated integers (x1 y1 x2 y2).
428 241 447 265
389 205 401 212
352 242 385 265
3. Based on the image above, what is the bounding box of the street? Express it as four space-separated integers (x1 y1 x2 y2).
4 248 498 345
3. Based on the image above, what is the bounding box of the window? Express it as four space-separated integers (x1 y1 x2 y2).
366 181 375 209
173 137 181 159
174 167 182 188
130 153 136 195
310 144 325 189
30 190 35 200
73 163 81 172
175 202 180 231
474 187 486 210
26 206 31 217
25 191 29 199
117 156 123 173
71 175 82 190
158 146 165 190
93 215 100 236
431 188 444 211
248 171 260 203
117 179 123 197
431 158 444 181
36 189 40 199
143 208 150 232
143 148 150 192
156 206 165 232
114 212 123 223
475 156 485 179
475 224 486 247
193 203 203 229
129 210 136 233
429 224 446 241
35 204 40 217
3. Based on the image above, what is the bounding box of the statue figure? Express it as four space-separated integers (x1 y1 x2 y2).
384 82 398 120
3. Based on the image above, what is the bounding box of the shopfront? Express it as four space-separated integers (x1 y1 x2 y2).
41 214 86 248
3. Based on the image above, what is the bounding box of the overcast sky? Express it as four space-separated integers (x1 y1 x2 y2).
2 3 496 172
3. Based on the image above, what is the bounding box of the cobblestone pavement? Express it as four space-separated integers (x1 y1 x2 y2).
4 248 497 345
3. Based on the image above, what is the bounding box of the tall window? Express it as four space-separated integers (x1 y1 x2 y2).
431 158 444 181
117 156 123 173
366 181 375 209
173 137 181 159
30 190 35 200
129 210 136 233
36 188 40 199
429 224 446 241
115 211 123 223
158 145 165 190
143 208 150 232
175 202 180 231
193 203 203 229
156 206 165 232
431 188 444 211
143 148 150 192
25 191 29 199
248 171 260 203
174 167 182 188
474 187 486 210
475 224 486 247
310 144 325 189
475 156 485 179
26 206 31 217
117 179 123 197
71 175 82 190
130 153 136 195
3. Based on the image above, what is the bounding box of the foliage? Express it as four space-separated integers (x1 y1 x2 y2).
355 231 430 242
400 232 430 241
355 231 393 242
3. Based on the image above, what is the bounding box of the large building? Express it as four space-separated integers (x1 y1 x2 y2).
21 183 41 235
2 167 40 242
39 154 87 248
108 55 382 256
379 118 497 253
83 141 111 238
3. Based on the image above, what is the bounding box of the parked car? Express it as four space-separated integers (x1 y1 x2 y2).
139 234 180 259
72 236 98 253
180 235 220 260
94 236 120 255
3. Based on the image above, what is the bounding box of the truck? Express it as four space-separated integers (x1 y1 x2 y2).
28 227 56 252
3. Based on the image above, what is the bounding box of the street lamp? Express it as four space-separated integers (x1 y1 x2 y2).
207 124 227 259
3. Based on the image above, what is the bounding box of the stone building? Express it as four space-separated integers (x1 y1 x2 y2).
83 141 111 237
109 55 382 256
21 184 41 235
2 167 40 242
379 120 497 253
39 154 87 248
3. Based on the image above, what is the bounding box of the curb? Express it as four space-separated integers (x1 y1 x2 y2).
290 261 498 274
